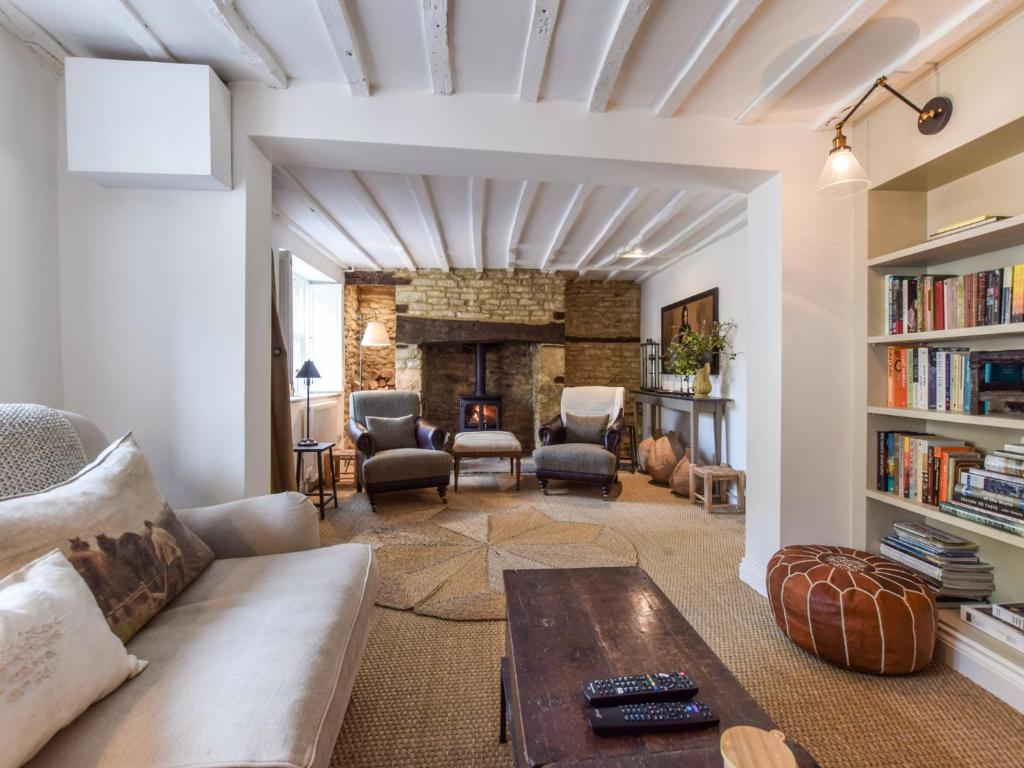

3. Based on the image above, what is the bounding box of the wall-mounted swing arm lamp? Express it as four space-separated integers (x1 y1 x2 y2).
814 76 953 199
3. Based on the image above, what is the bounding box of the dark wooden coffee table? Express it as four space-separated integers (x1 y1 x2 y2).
500 567 817 767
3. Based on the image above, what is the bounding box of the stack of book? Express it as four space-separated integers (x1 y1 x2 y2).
876 431 980 503
885 267 1024 335
942 444 1024 536
885 346 971 412
961 603 1024 653
880 521 994 602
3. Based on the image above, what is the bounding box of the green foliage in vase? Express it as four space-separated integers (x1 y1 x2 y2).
664 320 738 377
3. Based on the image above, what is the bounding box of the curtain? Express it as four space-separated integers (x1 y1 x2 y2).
270 256 296 492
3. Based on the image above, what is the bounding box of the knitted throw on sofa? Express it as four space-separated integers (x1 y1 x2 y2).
0 404 87 499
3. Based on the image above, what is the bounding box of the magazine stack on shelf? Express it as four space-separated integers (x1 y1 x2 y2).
880 522 994 604
961 603 1024 653
942 441 1024 536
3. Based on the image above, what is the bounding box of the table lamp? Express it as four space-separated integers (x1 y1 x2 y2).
296 359 321 446
359 319 390 389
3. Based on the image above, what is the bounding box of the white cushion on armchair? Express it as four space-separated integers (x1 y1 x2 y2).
560 386 625 427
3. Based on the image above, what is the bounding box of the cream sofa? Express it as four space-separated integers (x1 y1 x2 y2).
19 413 379 768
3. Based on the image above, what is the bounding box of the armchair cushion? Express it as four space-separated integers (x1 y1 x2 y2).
349 390 420 424
362 448 453 486
564 412 609 445
365 414 417 451
533 443 618 478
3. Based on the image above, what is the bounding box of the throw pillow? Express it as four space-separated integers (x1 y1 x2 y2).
0 434 215 643
0 550 147 768
564 412 609 445
365 414 418 451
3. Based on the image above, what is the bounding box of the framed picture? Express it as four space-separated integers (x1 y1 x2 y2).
660 288 720 374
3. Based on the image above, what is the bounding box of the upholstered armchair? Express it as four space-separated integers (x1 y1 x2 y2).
534 386 625 501
347 391 451 511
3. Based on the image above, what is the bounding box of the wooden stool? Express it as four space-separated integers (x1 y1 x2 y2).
689 464 745 514
619 424 640 473
334 448 356 485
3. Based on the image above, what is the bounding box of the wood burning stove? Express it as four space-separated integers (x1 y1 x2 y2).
459 343 502 431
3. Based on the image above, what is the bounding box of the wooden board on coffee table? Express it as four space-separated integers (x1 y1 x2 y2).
501 567 817 767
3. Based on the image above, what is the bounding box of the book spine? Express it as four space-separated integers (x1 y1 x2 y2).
880 544 943 580
983 455 1024 477
928 348 936 410
964 471 1024 499
940 501 1024 536
1015 264 1024 323
951 491 1024 520
887 346 897 407
992 605 1024 631
954 483 1024 512
935 278 945 330
961 607 1024 653
877 431 887 492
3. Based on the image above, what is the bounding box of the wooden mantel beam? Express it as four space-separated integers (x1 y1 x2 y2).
396 316 565 345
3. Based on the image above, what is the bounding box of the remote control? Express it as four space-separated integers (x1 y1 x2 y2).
587 700 719 736
582 672 697 706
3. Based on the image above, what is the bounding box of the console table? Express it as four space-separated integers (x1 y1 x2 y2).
631 390 729 466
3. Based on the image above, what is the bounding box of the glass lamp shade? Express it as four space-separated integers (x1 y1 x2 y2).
361 321 390 347
296 360 321 380
813 146 870 199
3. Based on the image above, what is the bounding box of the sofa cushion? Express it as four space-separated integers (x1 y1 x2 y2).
365 414 417 451
26 543 378 768
564 412 608 445
533 443 617 477
362 448 452 486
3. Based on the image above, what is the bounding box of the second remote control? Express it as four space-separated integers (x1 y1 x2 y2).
583 672 697 706
587 700 719 735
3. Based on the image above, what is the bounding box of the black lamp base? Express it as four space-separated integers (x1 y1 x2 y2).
298 438 318 446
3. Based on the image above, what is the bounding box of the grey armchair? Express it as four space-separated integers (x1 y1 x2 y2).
347 390 451 511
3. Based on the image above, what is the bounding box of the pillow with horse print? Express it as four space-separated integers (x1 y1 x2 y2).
0 433 214 642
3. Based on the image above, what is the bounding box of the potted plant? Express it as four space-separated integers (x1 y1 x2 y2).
664 320 737 398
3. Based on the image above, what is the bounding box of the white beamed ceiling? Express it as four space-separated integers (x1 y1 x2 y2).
9 0 1020 277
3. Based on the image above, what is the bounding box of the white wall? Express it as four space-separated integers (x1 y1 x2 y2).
0 28 62 406
640 228 748 470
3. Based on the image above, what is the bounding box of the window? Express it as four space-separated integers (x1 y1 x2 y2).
291 257 342 395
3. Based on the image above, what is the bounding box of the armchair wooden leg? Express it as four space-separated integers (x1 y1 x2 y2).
601 484 611 501
539 478 549 495
368 495 377 513
438 485 448 504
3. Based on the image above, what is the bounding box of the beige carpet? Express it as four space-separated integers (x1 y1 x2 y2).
323 469 1024 768
351 502 636 620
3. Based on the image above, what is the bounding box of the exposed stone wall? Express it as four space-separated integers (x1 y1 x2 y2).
396 269 565 323
342 284 396 447
532 344 565 440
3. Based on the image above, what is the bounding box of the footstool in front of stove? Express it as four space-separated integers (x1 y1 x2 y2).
452 431 523 491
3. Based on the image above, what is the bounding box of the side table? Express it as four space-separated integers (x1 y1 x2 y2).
294 441 337 519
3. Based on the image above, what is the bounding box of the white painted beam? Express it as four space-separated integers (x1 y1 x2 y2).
589 0 652 112
313 0 369 96
814 0 1013 129
519 0 561 102
735 0 887 124
273 208 350 270
507 180 539 272
575 187 644 274
0 0 70 72
471 177 487 272
541 184 592 272
642 193 742 259
422 0 452 95
274 166 382 270
407 175 450 271
197 0 287 89
653 0 760 118
636 211 747 283
337 170 417 271
104 0 174 61
591 190 688 270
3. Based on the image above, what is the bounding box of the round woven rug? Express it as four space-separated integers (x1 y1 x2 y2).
351 504 637 620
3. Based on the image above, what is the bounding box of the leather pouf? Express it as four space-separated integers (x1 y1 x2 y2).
766 545 936 675
646 433 686 484
669 454 692 496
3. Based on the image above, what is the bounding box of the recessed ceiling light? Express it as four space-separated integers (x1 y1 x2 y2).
620 250 648 259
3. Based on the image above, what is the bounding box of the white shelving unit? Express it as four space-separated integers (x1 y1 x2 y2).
858 126 1024 713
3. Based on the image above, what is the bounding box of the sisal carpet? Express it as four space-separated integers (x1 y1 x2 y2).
323 468 1024 768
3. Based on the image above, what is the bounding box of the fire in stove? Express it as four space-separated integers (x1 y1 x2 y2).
458 343 502 432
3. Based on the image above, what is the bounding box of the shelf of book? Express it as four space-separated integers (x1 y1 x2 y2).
867 213 1024 269
866 406 1024 429
867 322 1024 345
865 489 1024 550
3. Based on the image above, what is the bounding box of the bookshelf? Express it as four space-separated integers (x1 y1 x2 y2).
858 123 1024 713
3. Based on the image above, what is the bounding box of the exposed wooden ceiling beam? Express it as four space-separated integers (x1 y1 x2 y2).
575 187 645 274
407 175 450 272
735 0 886 124
591 190 688 270
0 0 70 72
507 180 539 272
642 193 742 260
471 177 487 272
813 0 1013 129
636 212 747 282
337 170 417 271
589 0 652 112
519 0 561 102
313 0 369 96
422 0 452 95
198 0 287 89
542 184 592 272
104 0 174 61
274 166 382 270
653 0 761 118
273 207 350 270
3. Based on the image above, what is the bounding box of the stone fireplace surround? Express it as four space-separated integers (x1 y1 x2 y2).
343 270 640 451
